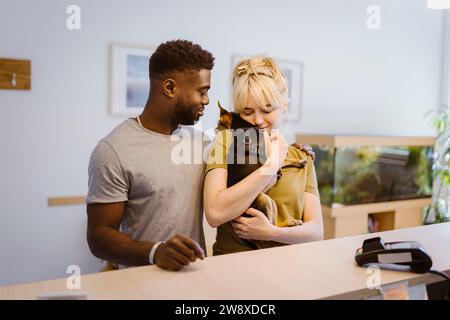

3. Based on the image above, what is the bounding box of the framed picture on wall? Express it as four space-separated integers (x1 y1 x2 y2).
277 59 303 122
229 54 303 122
109 43 155 117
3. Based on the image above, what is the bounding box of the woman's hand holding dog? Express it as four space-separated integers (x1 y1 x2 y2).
232 208 276 241
262 130 289 175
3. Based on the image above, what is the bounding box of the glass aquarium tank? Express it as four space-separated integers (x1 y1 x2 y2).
301 136 434 207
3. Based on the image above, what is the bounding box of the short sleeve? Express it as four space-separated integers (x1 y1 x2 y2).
86 140 129 204
305 156 320 197
204 129 233 177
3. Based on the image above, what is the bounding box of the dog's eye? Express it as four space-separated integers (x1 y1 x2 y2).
243 136 252 145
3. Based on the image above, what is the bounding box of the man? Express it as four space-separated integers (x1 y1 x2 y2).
86 40 214 271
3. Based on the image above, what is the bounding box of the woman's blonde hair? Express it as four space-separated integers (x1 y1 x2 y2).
232 56 289 113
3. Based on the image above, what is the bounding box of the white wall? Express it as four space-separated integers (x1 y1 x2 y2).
0 0 444 286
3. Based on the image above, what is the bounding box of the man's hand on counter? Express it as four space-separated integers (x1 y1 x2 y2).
153 235 205 271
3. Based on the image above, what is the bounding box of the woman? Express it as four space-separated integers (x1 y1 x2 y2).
204 56 323 256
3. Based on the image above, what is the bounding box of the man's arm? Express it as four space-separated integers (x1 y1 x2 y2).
86 203 205 271
86 202 152 266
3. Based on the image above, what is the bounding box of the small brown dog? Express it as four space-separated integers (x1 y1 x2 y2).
216 102 304 248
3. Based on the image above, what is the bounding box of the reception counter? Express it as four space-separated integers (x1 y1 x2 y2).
1 222 449 300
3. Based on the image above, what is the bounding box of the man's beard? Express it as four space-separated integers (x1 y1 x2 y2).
174 101 198 125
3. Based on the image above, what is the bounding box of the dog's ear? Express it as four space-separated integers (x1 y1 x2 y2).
218 101 230 116
217 101 233 130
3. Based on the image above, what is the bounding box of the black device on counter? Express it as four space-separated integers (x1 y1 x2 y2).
355 237 433 273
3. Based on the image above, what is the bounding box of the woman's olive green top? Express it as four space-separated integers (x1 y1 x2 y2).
205 130 320 255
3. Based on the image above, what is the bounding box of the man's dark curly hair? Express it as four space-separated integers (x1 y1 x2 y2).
149 40 215 79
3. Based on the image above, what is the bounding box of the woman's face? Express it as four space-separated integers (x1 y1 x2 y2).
238 93 284 130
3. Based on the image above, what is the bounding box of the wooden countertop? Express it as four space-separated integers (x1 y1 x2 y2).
1 223 449 300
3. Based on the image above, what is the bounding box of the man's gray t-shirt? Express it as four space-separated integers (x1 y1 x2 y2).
87 119 207 258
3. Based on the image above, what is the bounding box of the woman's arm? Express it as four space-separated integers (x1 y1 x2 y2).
204 130 288 228
231 192 324 243
204 163 277 228
271 192 324 244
